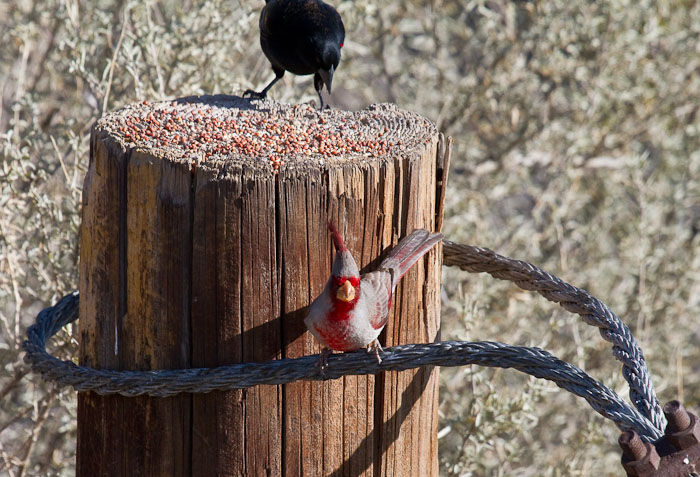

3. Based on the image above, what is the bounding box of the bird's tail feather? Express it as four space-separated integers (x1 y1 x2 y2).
380 229 443 288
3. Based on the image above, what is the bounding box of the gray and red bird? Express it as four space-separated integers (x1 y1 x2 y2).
244 0 345 109
305 223 443 362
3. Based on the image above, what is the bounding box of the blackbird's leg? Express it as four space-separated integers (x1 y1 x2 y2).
244 67 284 99
367 339 383 364
314 72 329 110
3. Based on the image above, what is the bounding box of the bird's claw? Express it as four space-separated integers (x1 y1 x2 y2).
367 340 383 364
315 348 333 375
243 89 266 99
310 98 332 111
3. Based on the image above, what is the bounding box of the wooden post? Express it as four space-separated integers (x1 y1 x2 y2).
78 96 451 476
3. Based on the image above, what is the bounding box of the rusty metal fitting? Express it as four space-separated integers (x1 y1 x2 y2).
664 400 691 432
663 400 700 451
617 402 700 476
619 430 661 476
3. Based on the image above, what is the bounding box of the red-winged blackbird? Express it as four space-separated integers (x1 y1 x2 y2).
244 0 345 109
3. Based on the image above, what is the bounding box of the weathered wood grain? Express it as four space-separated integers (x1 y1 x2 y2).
78 98 450 477
78 134 194 476
191 166 245 475
121 151 192 476
78 132 127 476
191 163 282 476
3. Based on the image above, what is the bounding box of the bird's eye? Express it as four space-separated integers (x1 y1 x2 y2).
333 277 346 286
348 277 360 287
340 42 343 48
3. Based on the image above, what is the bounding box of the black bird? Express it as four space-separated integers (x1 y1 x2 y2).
244 0 345 109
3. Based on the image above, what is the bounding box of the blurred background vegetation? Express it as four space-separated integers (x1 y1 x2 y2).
1 0 699 475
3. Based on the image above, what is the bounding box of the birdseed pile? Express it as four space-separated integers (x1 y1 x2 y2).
97 95 437 171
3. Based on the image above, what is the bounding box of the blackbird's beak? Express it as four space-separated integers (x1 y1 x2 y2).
336 279 355 302
318 64 334 94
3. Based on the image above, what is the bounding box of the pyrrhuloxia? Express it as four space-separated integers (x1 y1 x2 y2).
305 222 443 363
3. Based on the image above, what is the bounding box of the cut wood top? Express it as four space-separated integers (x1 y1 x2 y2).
95 95 438 174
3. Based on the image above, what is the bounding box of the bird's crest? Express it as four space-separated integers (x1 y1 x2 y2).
327 221 359 278
327 221 347 252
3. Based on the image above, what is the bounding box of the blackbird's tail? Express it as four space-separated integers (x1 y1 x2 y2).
379 229 443 289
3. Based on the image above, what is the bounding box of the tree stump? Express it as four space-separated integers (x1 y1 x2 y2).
78 95 451 476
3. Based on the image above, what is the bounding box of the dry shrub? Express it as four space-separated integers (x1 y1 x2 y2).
1 0 698 475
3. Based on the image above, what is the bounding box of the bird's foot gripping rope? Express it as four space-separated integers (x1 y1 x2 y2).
367 339 383 364
315 348 333 372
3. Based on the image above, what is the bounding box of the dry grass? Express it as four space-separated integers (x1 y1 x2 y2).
1 0 699 475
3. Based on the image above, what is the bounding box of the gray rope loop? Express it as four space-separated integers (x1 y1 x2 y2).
442 241 666 432
22 291 661 441
22 241 665 442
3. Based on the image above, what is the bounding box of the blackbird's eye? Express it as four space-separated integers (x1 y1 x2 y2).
339 42 343 48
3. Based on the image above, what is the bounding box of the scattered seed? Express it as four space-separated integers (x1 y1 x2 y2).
99 100 436 167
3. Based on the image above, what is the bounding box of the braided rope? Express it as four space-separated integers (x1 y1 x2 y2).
442 241 666 431
22 241 666 441
23 291 662 441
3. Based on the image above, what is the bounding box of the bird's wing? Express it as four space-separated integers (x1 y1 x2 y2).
268 0 343 41
380 230 443 289
318 1 345 40
361 270 393 330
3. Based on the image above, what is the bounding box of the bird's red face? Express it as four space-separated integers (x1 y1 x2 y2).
332 275 360 303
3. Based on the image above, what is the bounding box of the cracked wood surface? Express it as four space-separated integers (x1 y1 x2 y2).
78 97 449 476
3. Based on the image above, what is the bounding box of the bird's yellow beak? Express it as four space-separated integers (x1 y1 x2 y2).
336 280 355 302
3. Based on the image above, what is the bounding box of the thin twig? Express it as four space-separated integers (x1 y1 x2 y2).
0 438 18 477
49 135 70 184
0 367 31 403
0 405 34 437
0 219 23 346
102 9 128 116
17 390 56 477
